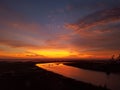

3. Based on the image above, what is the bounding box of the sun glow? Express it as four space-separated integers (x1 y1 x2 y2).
31 49 71 58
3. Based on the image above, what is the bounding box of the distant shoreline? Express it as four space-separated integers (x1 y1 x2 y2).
64 60 120 74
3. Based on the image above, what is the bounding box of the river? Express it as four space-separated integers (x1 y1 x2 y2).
36 62 120 90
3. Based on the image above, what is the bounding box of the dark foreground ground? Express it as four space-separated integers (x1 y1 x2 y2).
65 60 120 74
0 61 109 90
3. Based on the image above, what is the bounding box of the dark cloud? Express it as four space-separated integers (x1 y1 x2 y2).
0 39 41 49
1 0 120 58
0 2 27 25
0 2 54 50
67 7 120 31
66 7 120 52
68 0 120 11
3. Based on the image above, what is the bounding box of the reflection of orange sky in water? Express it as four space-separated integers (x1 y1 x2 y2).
36 63 120 90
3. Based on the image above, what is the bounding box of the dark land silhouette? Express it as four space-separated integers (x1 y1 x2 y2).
0 61 109 90
65 60 120 74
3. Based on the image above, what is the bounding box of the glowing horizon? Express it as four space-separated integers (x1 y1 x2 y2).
0 0 120 60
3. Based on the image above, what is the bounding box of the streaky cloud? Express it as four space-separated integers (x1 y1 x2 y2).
66 7 120 53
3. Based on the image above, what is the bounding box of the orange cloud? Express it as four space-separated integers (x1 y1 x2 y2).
66 8 120 33
65 7 120 58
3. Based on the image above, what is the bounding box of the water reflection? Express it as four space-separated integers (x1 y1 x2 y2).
36 63 120 90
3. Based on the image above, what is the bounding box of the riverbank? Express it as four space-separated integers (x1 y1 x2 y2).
0 61 109 90
65 60 120 74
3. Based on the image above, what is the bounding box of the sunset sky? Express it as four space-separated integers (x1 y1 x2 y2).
0 0 120 59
